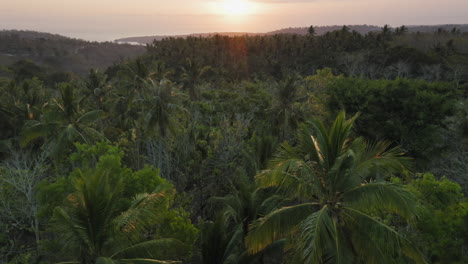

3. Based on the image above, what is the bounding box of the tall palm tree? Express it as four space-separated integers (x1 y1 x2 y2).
21 83 104 157
137 79 186 138
83 69 108 111
118 58 173 97
269 76 305 141
51 166 189 264
180 58 211 100
202 180 285 264
245 111 426 264
123 58 153 95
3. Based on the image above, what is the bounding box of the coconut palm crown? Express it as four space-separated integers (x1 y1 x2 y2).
51 166 189 264
245 111 426 264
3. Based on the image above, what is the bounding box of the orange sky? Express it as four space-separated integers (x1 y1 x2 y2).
1 0 467 41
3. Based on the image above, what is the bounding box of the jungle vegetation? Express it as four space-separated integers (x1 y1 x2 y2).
0 25 467 264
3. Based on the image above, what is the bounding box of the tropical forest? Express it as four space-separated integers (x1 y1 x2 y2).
0 25 467 264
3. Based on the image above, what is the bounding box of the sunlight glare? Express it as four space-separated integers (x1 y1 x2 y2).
221 0 254 16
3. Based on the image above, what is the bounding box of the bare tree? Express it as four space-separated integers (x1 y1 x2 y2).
338 52 367 77
431 142 468 192
393 61 411 78
0 148 48 259
421 64 443 81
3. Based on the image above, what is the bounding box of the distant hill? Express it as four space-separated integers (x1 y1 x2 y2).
0 30 71 41
0 30 146 75
407 24 468 33
115 32 265 45
115 24 468 45
271 24 468 35
268 25 382 35
114 25 383 44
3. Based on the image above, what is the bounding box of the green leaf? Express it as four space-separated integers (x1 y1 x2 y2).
245 203 318 254
77 110 103 125
343 183 422 220
111 238 189 261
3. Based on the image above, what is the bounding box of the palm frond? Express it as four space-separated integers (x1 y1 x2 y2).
259 142 323 199
297 205 337 264
328 111 358 155
350 139 411 181
222 224 244 262
330 219 354 264
111 238 189 261
223 254 240 264
77 110 103 124
20 121 56 146
113 192 167 241
82 126 106 142
343 183 421 220
255 194 287 216
306 111 358 170
245 203 317 254
325 148 360 194
296 127 322 163
119 259 180 264
210 195 242 215
344 207 427 264
51 207 92 251
256 168 317 201
96 257 118 264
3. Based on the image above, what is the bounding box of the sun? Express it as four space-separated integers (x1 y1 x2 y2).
221 0 253 16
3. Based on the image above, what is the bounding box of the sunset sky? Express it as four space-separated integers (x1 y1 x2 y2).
1 0 467 41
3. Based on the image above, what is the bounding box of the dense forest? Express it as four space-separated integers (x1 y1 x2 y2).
0 25 467 264
115 24 468 45
0 30 145 75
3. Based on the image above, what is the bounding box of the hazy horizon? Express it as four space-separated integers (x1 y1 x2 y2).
2 0 468 42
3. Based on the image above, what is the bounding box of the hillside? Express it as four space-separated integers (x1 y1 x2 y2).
115 32 265 45
115 26 380 45
408 24 468 33
115 24 468 45
0 30 72 41
268 25 382 35
266 24 468 35
0 30 146 75
114 25 384 44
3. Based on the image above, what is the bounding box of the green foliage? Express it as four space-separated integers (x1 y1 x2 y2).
325 75 458 166
0 31 145 75
37 143 198 263
21 83 105 158
246 111 425 264
8 60 45 82
50 168 189 263
1 30 468 263
200 175 285 264
402 174 468 263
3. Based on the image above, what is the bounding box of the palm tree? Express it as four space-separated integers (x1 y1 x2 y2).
122 58 153 95
245 111 426 264
51 166 189 264
269 76 305 141
83 69 108 111
137 79 186 138
180 58 211 100
118 59 173 97
308 26 316 36
202 180 285 264
21 83 104 157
